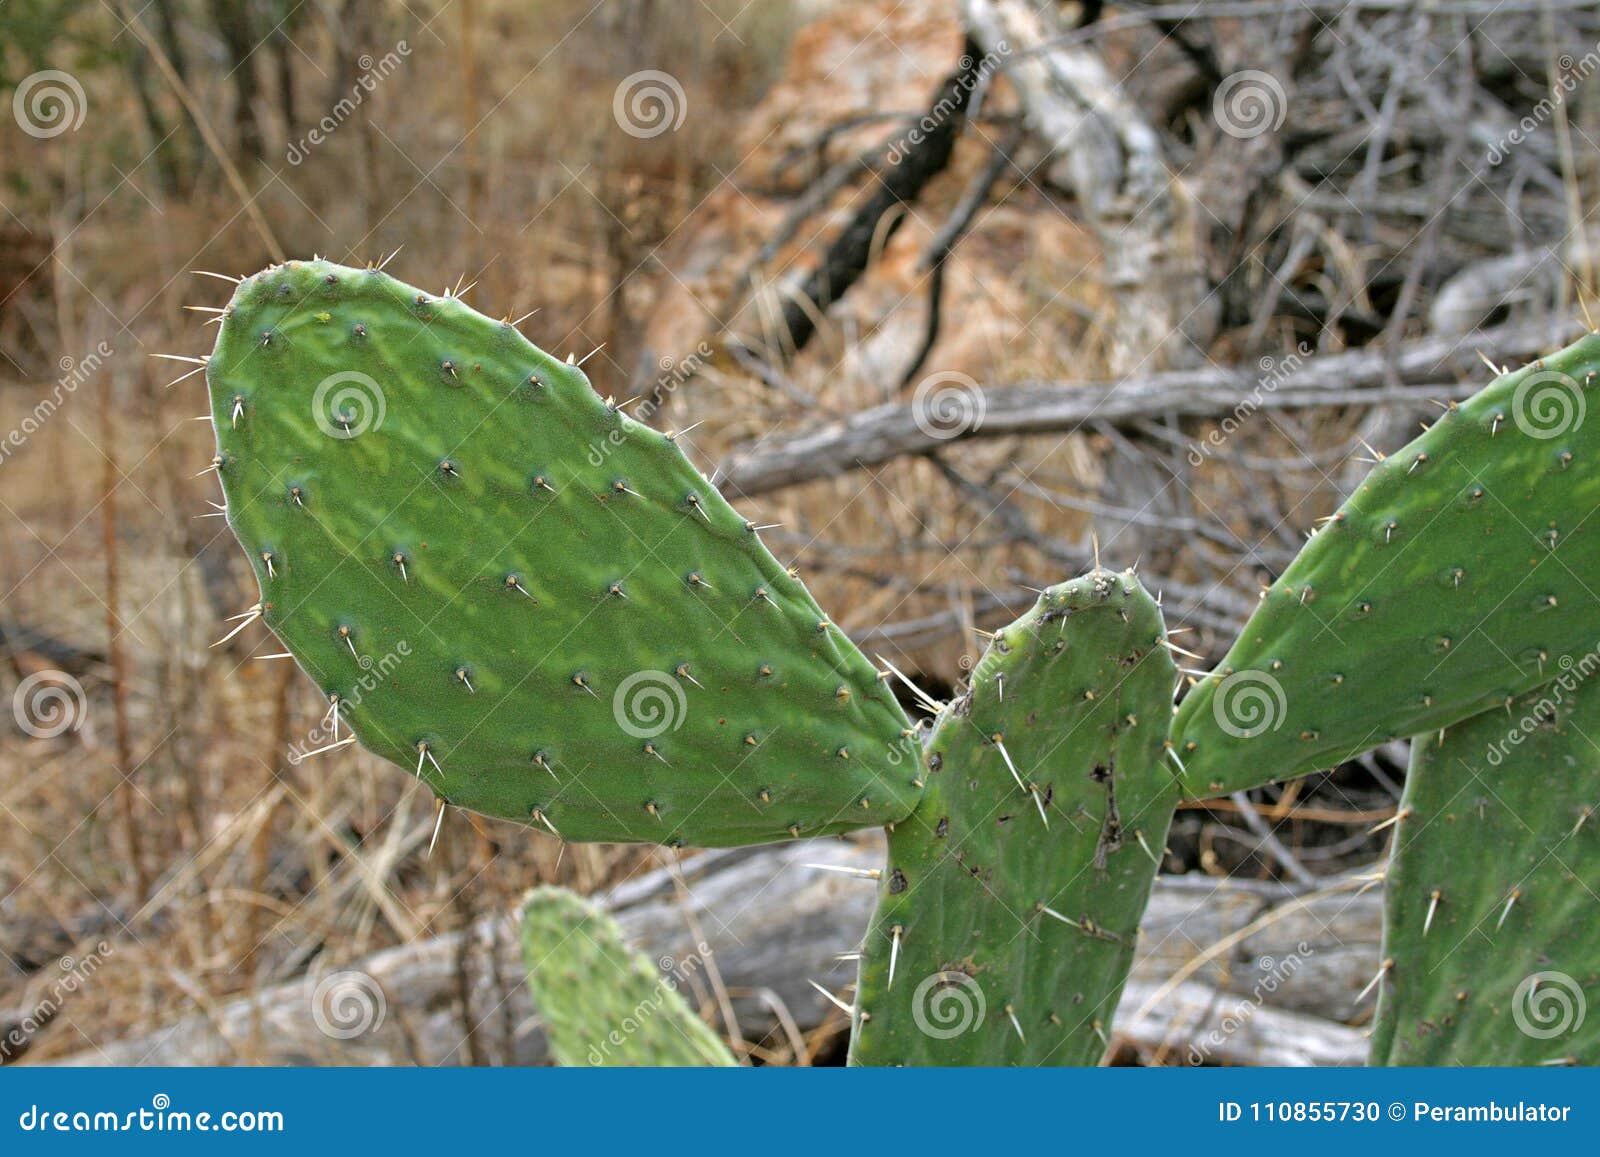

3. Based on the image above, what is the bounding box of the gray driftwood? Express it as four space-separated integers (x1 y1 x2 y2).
57 834 1379 1067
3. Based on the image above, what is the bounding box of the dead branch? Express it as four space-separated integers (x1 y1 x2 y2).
721 321 1577 495
736 43 986 367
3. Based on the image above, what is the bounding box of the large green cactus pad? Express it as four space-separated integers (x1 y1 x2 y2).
521 886 736 1066
1174 334 1600 797
1371 676 1600 1065
203 258 920 846
848 571 1177 1065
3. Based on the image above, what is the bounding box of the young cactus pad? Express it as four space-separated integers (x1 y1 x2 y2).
521 886 736 1066
848 571 1177 1065
203 259 921 846
1173 334 1600 797
1370 678 1600 1066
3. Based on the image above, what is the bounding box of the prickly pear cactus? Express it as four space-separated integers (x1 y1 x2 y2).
848 570 1177 1065
202 258 921 846
1174 334 1600 798
1370 676 1600 1066
521 886 737 1066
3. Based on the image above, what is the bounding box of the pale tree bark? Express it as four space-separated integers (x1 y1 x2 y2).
721 320 1576 495
961 0 1214 373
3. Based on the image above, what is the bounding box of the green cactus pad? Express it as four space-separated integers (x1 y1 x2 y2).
847 571 1178 1066
203 258 920 846
1174 333 1600 797
1370 676 1600 1065
520 886 736 1066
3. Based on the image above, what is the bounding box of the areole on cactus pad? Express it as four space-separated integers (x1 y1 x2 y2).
203 258 922 846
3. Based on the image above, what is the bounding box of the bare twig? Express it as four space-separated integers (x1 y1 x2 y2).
722 322 1577 494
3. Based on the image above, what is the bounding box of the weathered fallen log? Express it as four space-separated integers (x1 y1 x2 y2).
55 836 1380 1067
1116 979 1367 1067
720 321 1577 495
